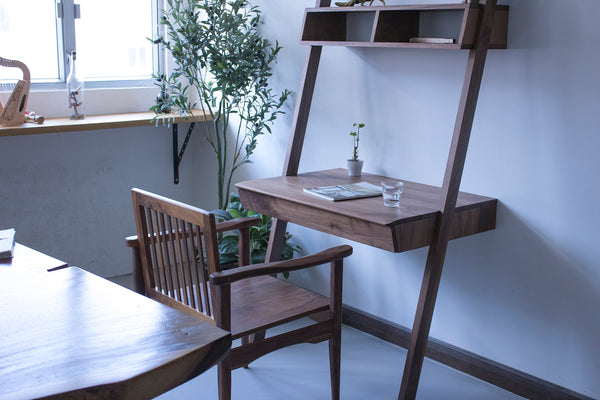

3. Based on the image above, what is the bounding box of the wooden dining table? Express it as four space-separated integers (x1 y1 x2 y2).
0 244 231 400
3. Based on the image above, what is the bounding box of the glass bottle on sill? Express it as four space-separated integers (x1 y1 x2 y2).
67 51 85 120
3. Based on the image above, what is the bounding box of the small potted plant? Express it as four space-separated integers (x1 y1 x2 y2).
347 122 365 177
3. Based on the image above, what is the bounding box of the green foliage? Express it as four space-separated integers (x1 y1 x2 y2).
212 193 302 278
350 122 365 161
153 0 292 209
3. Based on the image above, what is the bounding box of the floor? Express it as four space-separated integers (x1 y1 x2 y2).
109 275 523 400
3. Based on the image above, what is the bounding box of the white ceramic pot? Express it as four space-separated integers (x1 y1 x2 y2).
347 159 364 177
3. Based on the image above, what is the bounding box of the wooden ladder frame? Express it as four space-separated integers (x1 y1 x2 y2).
265 0 498 398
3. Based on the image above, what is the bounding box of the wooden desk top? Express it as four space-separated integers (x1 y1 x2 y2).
237 169 497 252
0 243 68 271
0 266 231 400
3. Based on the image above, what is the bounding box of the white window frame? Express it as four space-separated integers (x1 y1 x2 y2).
15 0 166 117
31 0 162 91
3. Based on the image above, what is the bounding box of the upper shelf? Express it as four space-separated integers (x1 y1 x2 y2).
237 169 497 253
0 110 211 138
300 3 509 49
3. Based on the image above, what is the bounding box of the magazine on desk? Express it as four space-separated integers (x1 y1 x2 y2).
303 182 382 201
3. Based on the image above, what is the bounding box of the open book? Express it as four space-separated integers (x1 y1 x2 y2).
303 182 382 201
0 228 16 259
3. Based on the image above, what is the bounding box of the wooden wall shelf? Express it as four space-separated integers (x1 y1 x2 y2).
0 110 211 137
238 169 496 253
301 4 508 49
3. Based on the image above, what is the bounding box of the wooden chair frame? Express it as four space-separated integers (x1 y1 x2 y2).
130 188 352 400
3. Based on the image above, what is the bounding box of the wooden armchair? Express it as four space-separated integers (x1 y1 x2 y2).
130 189 352 400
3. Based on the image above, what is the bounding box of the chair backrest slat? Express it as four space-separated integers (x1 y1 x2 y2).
147 209 167 292
181 221 197 310
165 215 182 301
140 207 156 289
157 212 175 298
194 225 211 316
173 218 190 306
132 189 221 323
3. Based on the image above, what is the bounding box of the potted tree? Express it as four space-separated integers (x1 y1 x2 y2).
211 193 301 275
154 0 292 209
154 0 298 265
347 122 365 176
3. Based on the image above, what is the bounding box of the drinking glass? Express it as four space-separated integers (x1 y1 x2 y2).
381 180 403 207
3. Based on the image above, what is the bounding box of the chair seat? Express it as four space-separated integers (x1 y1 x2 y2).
230 275 330 339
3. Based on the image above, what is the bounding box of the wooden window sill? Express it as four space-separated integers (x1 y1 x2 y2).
0 110 211 137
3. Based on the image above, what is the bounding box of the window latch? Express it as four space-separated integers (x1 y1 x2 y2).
56 2 81 19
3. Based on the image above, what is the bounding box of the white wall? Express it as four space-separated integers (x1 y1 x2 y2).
1 0 598 397
0 124 218 277
245 0 600 397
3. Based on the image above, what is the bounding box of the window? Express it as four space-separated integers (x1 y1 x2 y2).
0 0 158 86
0 0 60 81
76 0 155 81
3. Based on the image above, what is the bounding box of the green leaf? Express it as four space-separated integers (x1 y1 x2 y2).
219 235 240 255
281 243 294 260
251 249 266 264
212 209 233 221
159 0 298 273
220 253 238 267
229 209 242 218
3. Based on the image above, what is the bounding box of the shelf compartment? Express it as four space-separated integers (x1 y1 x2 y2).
302 9 377 43
372 10 420 43
300 4 508 49
237 169 497 253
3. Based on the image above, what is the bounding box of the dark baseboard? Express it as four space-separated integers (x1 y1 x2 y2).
342 305 595 400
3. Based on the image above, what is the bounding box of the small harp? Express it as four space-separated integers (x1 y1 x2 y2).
0 57 31 126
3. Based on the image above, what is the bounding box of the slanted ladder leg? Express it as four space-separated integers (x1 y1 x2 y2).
282 0 331 177
266 0 331 262
398 1 498 399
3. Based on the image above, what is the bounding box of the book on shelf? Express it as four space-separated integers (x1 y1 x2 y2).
303 182 382 201
409 37 455 44
0 228 15 259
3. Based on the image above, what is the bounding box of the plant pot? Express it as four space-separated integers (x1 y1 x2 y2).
347 159 364 177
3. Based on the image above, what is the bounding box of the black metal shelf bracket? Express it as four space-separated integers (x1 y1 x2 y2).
172 122 196 184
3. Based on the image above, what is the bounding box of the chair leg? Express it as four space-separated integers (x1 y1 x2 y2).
218 355 232 400
329 258 343 400
241 336 250 368
329 333 341 400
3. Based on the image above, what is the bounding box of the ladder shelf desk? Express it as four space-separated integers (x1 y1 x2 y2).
237 1 507 399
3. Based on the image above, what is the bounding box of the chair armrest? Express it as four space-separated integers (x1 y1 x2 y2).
214 216 261 232
125 235 139 248
209 245 353 286
124 216 261 247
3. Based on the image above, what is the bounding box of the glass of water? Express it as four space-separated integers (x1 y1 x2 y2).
381 180 403 207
